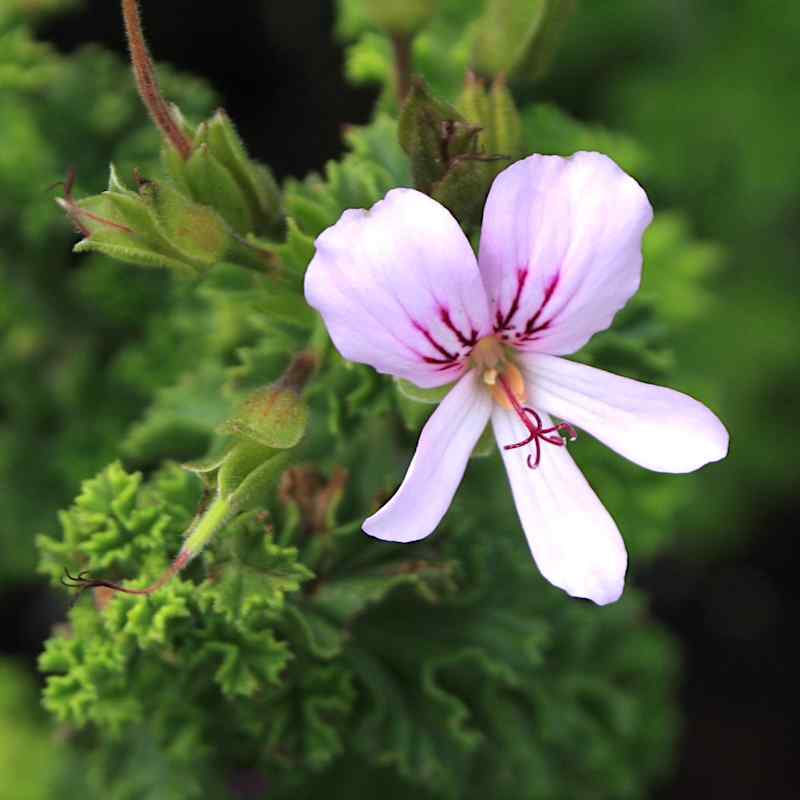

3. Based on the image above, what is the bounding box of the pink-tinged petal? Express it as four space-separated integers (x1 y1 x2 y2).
305 188 491 388
492 405 627 605
364 369 491 542
478 152 653 356
519 353 729 473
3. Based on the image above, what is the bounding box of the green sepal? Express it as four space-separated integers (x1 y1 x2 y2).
459 74 492 136
203 110 284 235
63 188 198 277
184 143 254 234
217 439 276 500
161 142 193 195
138 179 231 266
459 75 522 160
72 225 196 277
163 108 285 238
181 443 232 481
471 0 576 82
227 449 292 513
487 79 522 155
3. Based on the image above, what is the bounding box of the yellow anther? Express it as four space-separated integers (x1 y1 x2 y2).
471 335 505 369
491 363 526 409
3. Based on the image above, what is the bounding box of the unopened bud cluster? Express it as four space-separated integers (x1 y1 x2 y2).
398 77 522 227
59 108 282 277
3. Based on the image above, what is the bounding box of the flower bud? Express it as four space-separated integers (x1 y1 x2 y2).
471 0 575 82
362 0 437 35
398 78 514 227
137 176 231 267
458 74 523 162
398 78 481 193
169 110 284 237
218 353 315 450
219 386 308 451
58 165 231 277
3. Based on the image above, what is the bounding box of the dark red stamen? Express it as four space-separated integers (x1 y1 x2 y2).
497 374 577 470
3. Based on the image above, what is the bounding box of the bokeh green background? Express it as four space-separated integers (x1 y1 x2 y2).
1 0 796 797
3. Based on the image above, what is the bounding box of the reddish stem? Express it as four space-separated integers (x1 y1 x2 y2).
121 0 193 159
392 33 412 104
62 550 191 598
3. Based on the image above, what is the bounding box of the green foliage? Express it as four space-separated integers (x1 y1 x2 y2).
37 462 195 583
0 2 743 798
32 84 705 780
339 0 483 104
0 20 217 581
38 459 678 799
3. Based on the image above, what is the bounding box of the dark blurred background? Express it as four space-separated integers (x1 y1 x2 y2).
3 1 797 797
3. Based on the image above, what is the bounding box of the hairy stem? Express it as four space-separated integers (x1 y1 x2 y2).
121 0 193 159
182 493 233 555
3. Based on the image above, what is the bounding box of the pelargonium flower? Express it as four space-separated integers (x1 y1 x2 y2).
305 152 728 605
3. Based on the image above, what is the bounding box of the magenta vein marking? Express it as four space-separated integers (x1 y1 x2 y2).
494 268 528 332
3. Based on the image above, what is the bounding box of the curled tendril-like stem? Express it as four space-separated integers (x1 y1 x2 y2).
61 567 149 597
60 551 191 602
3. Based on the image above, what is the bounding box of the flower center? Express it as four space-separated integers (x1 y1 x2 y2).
472 336 576 470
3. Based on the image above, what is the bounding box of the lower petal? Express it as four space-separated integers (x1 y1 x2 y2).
519 353 729 473
492 405 627 605
364 369 492 543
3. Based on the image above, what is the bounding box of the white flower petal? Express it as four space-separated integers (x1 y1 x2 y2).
478 152 653 356
364 369 492 542
305 188 491 388
492 405 627 605
520 353 729 473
